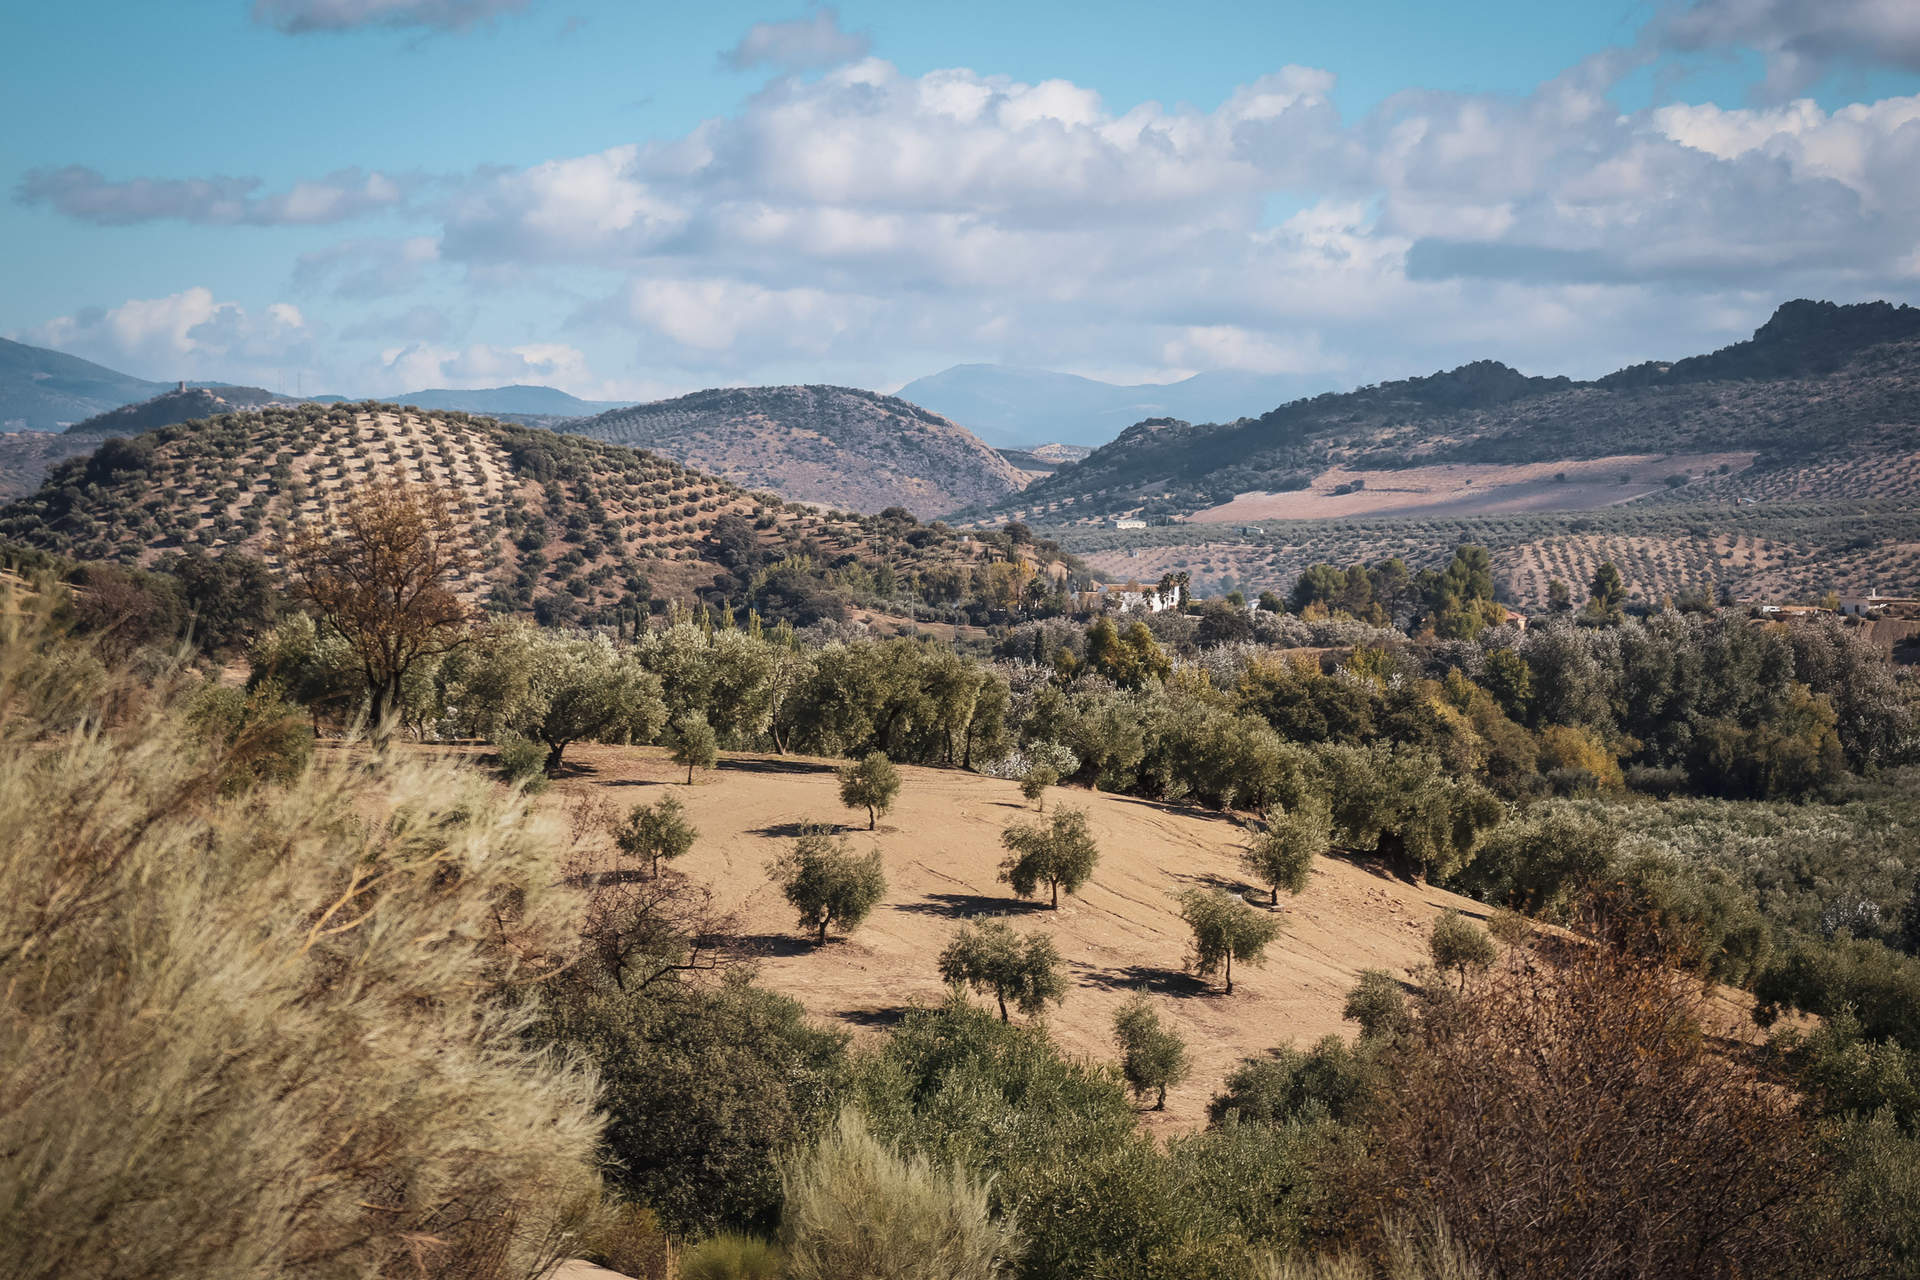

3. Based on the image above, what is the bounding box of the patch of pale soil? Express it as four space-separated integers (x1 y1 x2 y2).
1190 452 1755 523
552 745 1488 1132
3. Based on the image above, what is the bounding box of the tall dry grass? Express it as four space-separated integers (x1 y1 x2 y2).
0 604 604 1279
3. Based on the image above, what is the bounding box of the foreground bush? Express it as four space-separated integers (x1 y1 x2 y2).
781 1109 1020 1280
0 623 602 1279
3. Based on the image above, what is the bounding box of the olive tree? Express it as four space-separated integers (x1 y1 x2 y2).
937 920 1066 1021
1429 908 1497 992
770 829 887 945
668 711 719 785
614 793 697 877
1112 994 1190 1109
837 752 901 830
1177 888 1281 994
452 623 667 774
1020 765 1058 811
998 808 1100 910
1241 794 1330 904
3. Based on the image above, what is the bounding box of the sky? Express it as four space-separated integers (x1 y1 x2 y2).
4 0 1919 402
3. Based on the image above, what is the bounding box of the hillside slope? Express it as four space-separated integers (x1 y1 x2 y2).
566 384 1028 516
65 384 295 437
0 402 983 621
551 743 1484 1130
1000 300 1920 523
0 337 166 430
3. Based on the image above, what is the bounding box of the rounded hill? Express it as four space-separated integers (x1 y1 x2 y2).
565 384 1027 517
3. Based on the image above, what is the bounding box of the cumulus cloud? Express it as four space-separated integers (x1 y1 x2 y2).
17 165 413 226
371 340 592 391
723 8 869 73
253 0 530 34
21 288 315 383
421 50 1918 380
1656 0 1920 96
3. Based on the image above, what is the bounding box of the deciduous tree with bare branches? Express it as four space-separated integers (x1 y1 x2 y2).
277 481 474 743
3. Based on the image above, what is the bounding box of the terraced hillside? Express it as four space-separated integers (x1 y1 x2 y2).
1059 501 1920 609
0 401 991 622
566 384 1027 516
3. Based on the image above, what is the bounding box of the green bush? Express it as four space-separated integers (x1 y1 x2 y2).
780 1109 1020 1280
495 731 549 789
680 1232 784 1280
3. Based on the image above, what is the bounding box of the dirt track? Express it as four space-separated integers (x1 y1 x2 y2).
553 745 1488 1130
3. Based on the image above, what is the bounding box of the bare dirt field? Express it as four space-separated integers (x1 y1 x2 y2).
1189 452 1755 524
548 744 1487 1131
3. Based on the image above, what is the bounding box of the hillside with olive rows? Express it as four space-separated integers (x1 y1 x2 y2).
0 401 1058 626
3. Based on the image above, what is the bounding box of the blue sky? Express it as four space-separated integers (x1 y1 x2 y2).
5 0 1918 402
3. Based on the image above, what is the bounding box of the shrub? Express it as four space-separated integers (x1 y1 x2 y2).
1353 929 1830 1278
1020 764 1059 810
668 710 720 783
495 731 550 789
1342 969 1412 1040
780 1109 1021 1280
680 1232 784 1280
0 630 602 1279
1427 910 1496 991
1209 1035 1381 1128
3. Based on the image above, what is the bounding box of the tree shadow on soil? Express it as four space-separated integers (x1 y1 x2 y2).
895 892 1050 919
1077 962 1217 998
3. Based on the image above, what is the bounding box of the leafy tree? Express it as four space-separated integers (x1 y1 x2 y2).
453 623 668 773
1241 794 1330 904
999 808 1100 909
276 480 474 743
838 751 901 830
615 793 697 876
669 710 720 784
770 829 887 944
1548 578 1572 613
1020 764 1058 811
1342 969 1412 1040
1428 909 1497 992
1208 1034 1380 1127
1112 994 1190 1109
1479 647 1533 722
938 921 1067 1021
1177 889 1281 993
1318 742 1503 882
780 1109 1020 1280
1586 560 1626 623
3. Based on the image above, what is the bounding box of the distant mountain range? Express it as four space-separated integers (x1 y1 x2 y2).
385 385 634 416
566 385 1027 516
0 338 169 430
994 299 1920 520
895 365 1342 448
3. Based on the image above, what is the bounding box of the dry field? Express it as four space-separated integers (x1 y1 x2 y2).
1190 452 1754 524
547 744 1485 1131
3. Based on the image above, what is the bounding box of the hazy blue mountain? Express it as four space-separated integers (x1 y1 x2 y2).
895 364 1343 447
0 338 168 431
389 385 633 416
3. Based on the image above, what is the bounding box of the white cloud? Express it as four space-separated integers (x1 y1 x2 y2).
371 340 591 391
17 165 414 226
723 7 869 73
293 236 442 298
1656 0 1920 97
253 0 529 34
21 288 315 385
